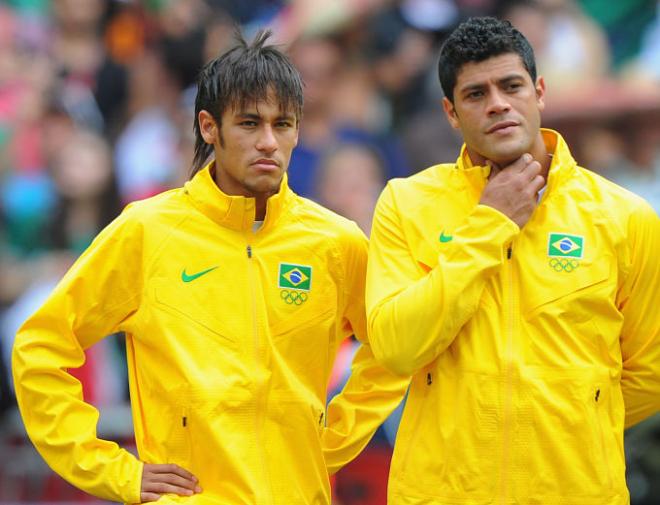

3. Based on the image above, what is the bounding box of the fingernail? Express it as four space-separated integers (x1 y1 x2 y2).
195 485 202 493
523 153 532 163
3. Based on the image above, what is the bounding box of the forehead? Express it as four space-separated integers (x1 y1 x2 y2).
224 88 297 118
455 53 529 87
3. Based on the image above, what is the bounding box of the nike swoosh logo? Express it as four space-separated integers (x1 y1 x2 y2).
181 266 218 283
439 231 453 243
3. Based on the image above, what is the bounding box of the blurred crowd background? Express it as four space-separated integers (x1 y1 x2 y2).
0 0 659 503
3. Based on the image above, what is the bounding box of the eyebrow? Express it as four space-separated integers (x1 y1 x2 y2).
235 112 296 121
459 73 526 94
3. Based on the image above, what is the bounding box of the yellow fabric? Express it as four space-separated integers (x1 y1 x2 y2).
366 129 660 504
12 164 409 504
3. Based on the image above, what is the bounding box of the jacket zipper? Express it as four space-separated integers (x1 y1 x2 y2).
246 244 274 504
500 243 515 504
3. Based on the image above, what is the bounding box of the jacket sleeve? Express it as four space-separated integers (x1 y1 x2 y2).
366 182 519 376
12 207 144 503
618 200 660 428
322 223 410 475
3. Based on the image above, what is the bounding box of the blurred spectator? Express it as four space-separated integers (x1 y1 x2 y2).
51 0 122 132
157 0 209 90
577 0 657 70
621 1 660 84
573 111 660 214
399 93 464 174
316 143 386 235
113 45 182 204
501 0 610 94
47 129 122 253
202 8 236 62
287 34 410 197
361 7 437 129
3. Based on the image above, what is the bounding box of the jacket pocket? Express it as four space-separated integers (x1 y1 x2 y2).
270 305 335 337
271 307 335 390
518 369 614 500
264 394 330 504
392 368 499 502
521 261 617 368
153 280 237 346
523 260 610 318
270 274 336 386
145 384 192 467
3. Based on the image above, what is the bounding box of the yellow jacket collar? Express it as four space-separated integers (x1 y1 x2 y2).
541 128 577 194
184 161 294 232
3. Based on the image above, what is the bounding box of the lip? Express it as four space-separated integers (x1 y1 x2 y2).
251 159 280 170
486 121 519 134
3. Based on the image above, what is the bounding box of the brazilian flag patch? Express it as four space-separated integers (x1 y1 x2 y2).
548 233 584 259
278 263 312 291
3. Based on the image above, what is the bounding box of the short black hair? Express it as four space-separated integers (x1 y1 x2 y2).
438 17 537 102
191 29 304 174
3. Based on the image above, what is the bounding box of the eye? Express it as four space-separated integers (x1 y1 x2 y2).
275 120 294 128
240 120 258 127
466 90 483 100
507 82 523 92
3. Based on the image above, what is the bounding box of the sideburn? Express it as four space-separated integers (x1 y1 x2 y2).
218 126 225 148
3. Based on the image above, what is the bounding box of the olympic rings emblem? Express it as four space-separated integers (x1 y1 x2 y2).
280 289 309 305
548 258 579 272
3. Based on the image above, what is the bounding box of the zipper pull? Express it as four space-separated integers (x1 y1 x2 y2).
247 245 252 258
506 244 512 260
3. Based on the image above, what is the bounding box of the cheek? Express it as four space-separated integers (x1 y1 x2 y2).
280 136 298 155
462 123 483 143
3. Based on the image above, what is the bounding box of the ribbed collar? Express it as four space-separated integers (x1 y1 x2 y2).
184 161 295 232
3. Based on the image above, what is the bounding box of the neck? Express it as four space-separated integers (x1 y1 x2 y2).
529 132 551 180
467 132 551 179
255 197 269 221
209 164 280 222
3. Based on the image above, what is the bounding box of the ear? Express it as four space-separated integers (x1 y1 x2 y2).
442 97 460 130
198 110 218 145
535 76 546 112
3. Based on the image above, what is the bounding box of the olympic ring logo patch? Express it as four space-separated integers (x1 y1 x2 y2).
280 289 309 305
548 258 580 272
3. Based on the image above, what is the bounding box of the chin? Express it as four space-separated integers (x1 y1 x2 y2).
490 144 529 166
249 175 283 194
493 153 524 166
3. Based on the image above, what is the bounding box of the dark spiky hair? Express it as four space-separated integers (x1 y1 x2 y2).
191 30 304 175
438 17 537 102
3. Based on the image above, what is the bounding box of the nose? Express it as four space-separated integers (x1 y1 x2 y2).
486 89 511 116
256 125 278 153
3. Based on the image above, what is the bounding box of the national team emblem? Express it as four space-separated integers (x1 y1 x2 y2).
547 233 584 259
278 263 312 291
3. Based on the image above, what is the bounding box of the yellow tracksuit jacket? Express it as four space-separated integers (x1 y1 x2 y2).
12 164 409 504
366 129 660 504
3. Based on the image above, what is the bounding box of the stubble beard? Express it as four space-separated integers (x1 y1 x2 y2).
245 172 283 197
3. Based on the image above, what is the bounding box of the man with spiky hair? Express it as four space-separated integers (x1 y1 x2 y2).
366 17 660 504
13 31 408 504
